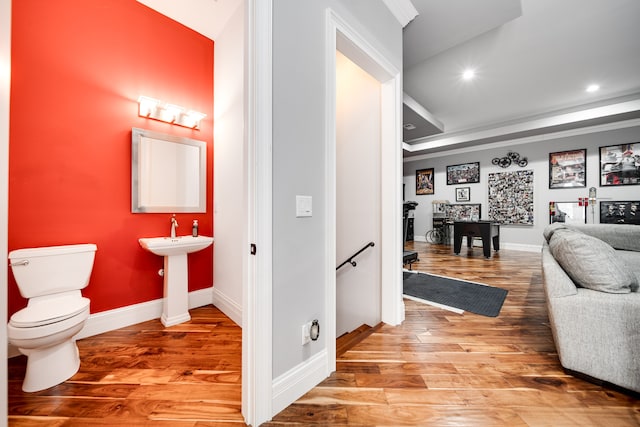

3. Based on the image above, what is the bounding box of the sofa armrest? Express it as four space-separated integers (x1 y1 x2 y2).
541 243 578 298
546 288 640 392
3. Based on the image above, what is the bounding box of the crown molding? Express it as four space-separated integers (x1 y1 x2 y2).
382 0 418 28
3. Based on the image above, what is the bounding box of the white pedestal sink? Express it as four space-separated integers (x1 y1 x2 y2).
138 235 214 327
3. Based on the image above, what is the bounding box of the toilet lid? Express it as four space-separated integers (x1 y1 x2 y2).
10 295 90 328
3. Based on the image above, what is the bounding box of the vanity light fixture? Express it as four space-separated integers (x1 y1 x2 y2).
137 95 206 130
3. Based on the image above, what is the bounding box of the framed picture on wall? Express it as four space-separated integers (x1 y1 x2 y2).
600 201 640 225
455 187 470 202
416 168 434 195
549 149 586 188
549 201 587 224
446 162 480 185
488 170 534 225
599 143 640 186
445 203 481 221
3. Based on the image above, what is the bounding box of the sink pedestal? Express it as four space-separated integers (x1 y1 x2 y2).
138 235 214 328
161 253 191 327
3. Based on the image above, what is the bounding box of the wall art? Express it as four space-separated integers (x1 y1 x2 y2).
488 169 534 225
446 162 480 185
549 201 587 224
455 187 470 202
599 143 640 186
445 203 481 221
492 151 528 168
549 149 586 188
600 200 640 225
415 168 434 195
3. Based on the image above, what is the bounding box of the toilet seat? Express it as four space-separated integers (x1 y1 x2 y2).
10 295 90 328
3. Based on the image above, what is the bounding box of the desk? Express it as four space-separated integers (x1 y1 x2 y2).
453 221 500 258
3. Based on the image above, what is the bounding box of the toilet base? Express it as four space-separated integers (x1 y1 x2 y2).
21 339 81 392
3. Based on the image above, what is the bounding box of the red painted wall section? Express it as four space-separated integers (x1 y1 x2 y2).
9 0 214 317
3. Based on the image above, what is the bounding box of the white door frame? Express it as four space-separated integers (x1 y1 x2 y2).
324 9 404 373
242 0 273 425
0 0 10 420
242 5 403 425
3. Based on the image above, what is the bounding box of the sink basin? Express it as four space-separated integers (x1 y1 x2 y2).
138 235 214 327
139 235 214 256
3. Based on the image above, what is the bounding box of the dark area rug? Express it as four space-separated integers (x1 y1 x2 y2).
403 271 508 317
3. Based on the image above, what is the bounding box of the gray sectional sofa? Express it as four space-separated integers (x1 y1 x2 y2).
541 223 640 393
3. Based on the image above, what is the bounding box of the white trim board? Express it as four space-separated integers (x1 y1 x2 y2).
8 287 214 358
407 240 541 253
382 0 418 27
404 117 640 162
212 286 242 327
243 0 273 425
271 349 329 416
324 7 404 381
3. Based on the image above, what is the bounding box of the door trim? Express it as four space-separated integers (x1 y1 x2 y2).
242 0 273 425
324 8 404 374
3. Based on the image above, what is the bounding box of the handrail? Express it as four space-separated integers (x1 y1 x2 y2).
336 241 375 271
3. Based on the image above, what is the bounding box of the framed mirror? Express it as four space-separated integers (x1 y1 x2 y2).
549 201 587 224
131 127 206 213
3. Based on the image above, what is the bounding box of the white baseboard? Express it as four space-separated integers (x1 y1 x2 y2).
272 349 329 417
411 237 541 253
212 287 242 327
8 287 214 358
502 242 541 253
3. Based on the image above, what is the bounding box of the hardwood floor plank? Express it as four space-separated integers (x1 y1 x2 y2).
344 405 529 426
267 243 639 426
8 243 639 426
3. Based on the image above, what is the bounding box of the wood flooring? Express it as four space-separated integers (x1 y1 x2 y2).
8 242 640 426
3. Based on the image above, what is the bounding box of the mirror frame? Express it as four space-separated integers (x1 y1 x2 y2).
131 127 207 213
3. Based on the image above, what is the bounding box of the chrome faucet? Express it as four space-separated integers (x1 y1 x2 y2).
170 215 179 238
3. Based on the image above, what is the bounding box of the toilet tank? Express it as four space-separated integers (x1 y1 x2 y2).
8 244 97 299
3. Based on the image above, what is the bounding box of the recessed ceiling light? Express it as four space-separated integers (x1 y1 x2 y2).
462 68 476 81
586 84 600 93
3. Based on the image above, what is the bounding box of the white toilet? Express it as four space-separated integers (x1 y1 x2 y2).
7 243 97 392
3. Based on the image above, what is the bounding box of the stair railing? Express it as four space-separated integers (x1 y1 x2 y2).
336 241 375 271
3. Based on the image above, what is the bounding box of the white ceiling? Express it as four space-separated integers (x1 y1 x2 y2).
402 0 640 156
136 0 640 158
136 0 241 40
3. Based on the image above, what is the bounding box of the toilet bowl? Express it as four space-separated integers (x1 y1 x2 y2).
7 243 97 392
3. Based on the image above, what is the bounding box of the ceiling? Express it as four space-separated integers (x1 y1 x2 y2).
402 0 640 157
136 0 241 40
137 0 640 158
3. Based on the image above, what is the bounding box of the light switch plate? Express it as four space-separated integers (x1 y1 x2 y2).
296 195 312 217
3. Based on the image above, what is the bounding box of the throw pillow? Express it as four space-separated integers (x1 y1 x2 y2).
548 228 638 293
543 222 568 242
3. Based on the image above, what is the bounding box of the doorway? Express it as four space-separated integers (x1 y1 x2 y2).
323 10 405 373
335 50 382 338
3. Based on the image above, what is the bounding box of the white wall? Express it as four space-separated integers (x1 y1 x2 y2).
403 124 640 251
271 0 401 379
335 51 381 337
213 3 244 325
1 0 10 419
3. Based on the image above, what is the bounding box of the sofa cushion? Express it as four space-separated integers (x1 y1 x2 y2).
543 222 568 242
548 227 638 293
616 250 640 291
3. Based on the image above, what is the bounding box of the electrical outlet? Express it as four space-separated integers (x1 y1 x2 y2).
301 322 311 345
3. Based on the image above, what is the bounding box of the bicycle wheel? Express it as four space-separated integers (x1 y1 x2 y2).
426 229 443 244
425 230 435 243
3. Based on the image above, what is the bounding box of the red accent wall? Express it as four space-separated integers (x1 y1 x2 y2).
9 0 214 318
